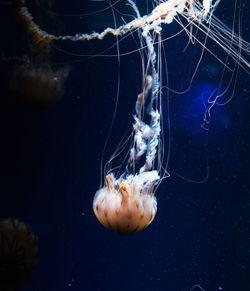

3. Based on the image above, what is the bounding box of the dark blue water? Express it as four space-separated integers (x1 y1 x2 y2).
0 1 249 290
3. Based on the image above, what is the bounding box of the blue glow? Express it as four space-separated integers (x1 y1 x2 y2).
173 81 232 135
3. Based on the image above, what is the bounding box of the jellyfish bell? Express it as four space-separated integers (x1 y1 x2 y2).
0 218 38 291
93 171 159 234
10 62 69 109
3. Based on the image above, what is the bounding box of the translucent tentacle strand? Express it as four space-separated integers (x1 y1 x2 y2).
126 0 161 175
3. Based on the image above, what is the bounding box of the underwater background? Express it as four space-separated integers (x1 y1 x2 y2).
0 0 249 290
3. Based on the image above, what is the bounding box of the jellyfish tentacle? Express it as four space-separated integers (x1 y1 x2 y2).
125 0 161 175
14 1 218 43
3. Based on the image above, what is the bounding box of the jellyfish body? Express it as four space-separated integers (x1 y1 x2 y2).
0 219 38 291
93 171 159 234
11 63 69 109
92 0 163 234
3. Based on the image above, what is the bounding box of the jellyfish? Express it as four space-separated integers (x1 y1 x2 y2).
0 218 38 291
15 0 249 233
10 0 69 109
93 1 162 233
10 59 69 109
